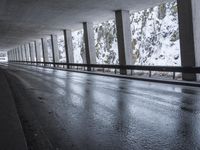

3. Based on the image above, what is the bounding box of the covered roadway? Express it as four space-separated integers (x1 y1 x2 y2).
1 63 200 150
1 0 200 149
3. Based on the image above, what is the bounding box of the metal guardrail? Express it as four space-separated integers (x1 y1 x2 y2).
10 61 200 80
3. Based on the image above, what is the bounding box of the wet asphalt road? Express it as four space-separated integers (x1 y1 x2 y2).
2 64 200 150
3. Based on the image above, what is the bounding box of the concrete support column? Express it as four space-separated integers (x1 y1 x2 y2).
42 37 49 64
8 51 10 61
21 45 26 61
15 49 18 61
25 44 30 61
64 29 74 65
10 50 13 61
177 0 200 81
23 45 27 61
35 40 42 62
14 49 17 61
18 47 22 61
83 22 96 71
29 43 34 62
115 10 132 75
9 51 11 61
16 47 21 61
20 46 23 61
8 51 11 61
7 51 10 61
51 35 59 67
10 51 12 61
12 50 15 61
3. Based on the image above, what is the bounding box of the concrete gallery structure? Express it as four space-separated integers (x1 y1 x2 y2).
1 0 200 150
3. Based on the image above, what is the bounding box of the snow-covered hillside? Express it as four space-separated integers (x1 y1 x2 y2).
56 0 180 67
130 1 180 66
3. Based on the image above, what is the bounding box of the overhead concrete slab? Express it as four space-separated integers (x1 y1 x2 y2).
0 0 170 51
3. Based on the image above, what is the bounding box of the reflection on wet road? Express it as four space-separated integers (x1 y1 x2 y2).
3 64 200 150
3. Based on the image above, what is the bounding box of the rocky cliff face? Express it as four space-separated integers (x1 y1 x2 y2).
57 0 180 66
130 1 180 66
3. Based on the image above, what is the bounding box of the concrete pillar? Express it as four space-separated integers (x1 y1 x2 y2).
14 49 18 61
12 50 15 61
12 50 14 61
15 49 17 61
42 37 49 63
21 45 26 61
24 44 30 61
35 40 42 62
115 10 132 75
7 51 11 61
177 0 200 81
20 46 23 61
11 50 13 61
29 42 35 62
64 29 74 64
51 34 59 67
18 47 22 61
10 51 12 61
23 45 27 61
16 47 21 61
14 49 17 61
83 22 96 68
7 51 9 61
9 50 12 61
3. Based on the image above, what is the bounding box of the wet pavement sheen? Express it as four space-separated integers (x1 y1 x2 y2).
4 64 200 150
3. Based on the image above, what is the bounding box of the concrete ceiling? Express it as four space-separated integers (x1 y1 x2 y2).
0 0 171 51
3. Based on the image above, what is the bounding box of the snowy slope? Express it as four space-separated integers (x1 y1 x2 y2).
56 0 180 67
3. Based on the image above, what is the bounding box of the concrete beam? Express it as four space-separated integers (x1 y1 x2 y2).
64 29 74 64
51 35 59 66
115 10 132 75
42 37 49 63
83 22 96 70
